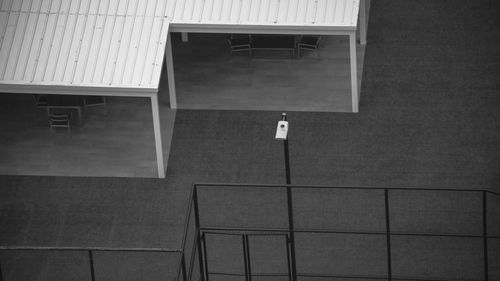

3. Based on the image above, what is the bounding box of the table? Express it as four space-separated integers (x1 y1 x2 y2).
250 35 297 57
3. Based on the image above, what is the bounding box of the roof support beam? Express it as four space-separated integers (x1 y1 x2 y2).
151 94 165 178
165 32 177 109
360 0 370 45
349 32 359 113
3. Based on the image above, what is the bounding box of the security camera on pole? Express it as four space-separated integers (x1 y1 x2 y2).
275 113 291 184
275 112 297 281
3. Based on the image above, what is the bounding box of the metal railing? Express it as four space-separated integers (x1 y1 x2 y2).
0 192 198 281
0 189 199 281
0 246 181 281
191 183 500 281
1 184 498 281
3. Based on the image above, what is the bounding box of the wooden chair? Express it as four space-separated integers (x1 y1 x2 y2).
297 35 321 57
33 94 48 108
49 112 70 134
227 34 252 57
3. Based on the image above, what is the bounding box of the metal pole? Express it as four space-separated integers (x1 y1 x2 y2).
483 191 489 281
193 186 208 281
88 250 96 281
201 234 209 281
282 113 291 185
181 253 187 281
242 235 252 281
286 235 292 281
281 113 297 281
384 189 392 281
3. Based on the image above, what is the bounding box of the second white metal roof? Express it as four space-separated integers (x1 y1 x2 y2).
167 0 361 34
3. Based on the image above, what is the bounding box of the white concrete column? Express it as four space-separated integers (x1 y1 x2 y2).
151 94 165 178
181 32 189 42
349 32 359 113
165 32 177 109
360 0 368 45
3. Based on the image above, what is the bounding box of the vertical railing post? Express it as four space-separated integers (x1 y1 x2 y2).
181 252 187 281
384 189 392 281
286 235 292 281
88 250 96 281
280 113 297 281
483 191 489 281
193 185 207 281
201 233 209 281
286 185 298 281
0 257 3 281
242 235 252 281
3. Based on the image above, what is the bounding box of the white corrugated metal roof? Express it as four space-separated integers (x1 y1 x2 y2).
0 0 360 95
0 0 170 94
168 0 360 34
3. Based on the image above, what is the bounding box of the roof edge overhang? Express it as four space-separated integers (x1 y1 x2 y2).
0 83 157 97
169 22 356 35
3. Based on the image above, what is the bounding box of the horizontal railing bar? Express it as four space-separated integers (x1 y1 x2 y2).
245 233 289 237
298 273 480 281
208 271 289 277
391 275 485 281
300 229 490 238
203 230 289 237
297 273 388 280
207 271 485 281
201 226 289 233
390 232 484 238
207 271 246 277
0 246 181 252
294 228 387 235
195 182 500 196
200 227 498 239
202 231 251 236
